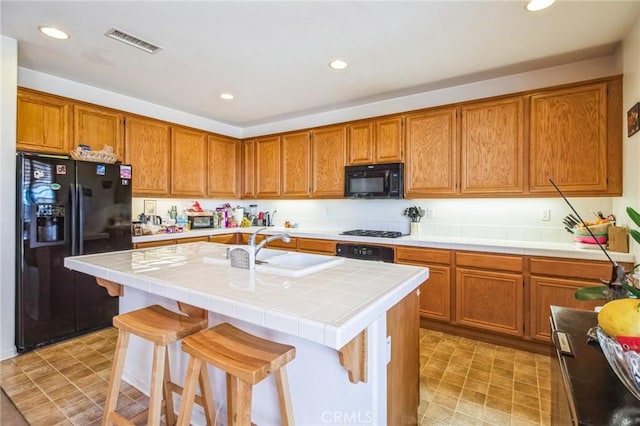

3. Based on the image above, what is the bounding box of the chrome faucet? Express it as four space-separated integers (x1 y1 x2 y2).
255 234 291 257
248 227 268 247
248 226 291 256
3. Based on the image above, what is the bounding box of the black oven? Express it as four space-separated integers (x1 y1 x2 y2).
344 162 403 199
336 243 395 263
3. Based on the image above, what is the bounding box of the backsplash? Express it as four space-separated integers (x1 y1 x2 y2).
133 197 617 244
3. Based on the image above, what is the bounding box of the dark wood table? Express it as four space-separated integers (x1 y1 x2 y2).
550 305 640 425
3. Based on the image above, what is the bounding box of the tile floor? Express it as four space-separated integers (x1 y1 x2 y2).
1 388 27 425
0 327 150 426
418 329 551 426
0 327 551 425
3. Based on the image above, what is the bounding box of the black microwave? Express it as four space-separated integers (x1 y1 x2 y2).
344 163 404 199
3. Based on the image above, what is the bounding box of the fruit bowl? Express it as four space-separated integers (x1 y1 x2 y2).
573 222 611 236
596 326 640 401
574 234 608 244
573 222 611 245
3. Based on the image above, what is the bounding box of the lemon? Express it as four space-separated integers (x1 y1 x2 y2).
597 298 640 337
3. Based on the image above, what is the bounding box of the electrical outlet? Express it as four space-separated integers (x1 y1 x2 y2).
426 208 434 219
540 208 551 221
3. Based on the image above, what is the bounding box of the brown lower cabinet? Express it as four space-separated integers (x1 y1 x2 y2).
528 257 627 342
176 236 210 244
395 245 624 354
297 238 335 255
134 234 244 248
264 236 297 250
455 267 524 337
454 252 524 337
208 233 238 244
133 239 176 249
396 247 452 322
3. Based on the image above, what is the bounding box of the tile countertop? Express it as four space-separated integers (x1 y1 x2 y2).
133 226 636 263
64 242 428 350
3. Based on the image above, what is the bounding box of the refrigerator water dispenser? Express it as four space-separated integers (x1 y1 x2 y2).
35 204 65 243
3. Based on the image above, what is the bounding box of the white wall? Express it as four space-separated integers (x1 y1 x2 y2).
138 196 614 244
244 56 620 138
613 16 640 257
1 36 18 360
18 68 243 139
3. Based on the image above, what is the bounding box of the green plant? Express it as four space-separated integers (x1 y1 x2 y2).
574 207 640 301
403 206 425 223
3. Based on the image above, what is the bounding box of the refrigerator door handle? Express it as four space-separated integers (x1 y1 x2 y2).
70 183 78 255
78 183 84 254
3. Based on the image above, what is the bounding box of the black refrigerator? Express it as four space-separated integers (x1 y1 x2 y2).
16 152 133 353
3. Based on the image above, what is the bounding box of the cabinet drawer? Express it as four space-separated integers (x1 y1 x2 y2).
265 236 297 250
396 247 450 265
297 238 335 254
456 252 523 272
530 257 615 281
209 234 236 244
133 240 176 249
177 236 210 244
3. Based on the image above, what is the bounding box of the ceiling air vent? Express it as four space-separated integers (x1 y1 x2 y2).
104 27 163 54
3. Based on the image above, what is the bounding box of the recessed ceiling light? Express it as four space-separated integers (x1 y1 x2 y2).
220 93 234 100
526 0 556 12
329 59 348 70
38 26 69 40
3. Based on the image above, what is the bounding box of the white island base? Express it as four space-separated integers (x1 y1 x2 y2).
120 287 418 426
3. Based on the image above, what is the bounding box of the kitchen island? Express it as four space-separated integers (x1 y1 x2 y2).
64 242 428 425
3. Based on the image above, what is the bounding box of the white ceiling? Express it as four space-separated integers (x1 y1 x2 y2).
2 1 640 127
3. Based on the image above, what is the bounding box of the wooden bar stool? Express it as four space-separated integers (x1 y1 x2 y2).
103 303 216 426
176 323 296 426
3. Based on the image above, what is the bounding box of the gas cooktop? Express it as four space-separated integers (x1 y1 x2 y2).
340 229 405 238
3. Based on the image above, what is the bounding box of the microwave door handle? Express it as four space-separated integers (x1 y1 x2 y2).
380 171 389 196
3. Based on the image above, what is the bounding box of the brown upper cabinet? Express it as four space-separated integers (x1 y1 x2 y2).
376 116 404 163
282 131 312 198
347 121 374 165
170 126 207 197
404 108 458 197
347 116 403 165
311 125 347 198
124 115 171 196
255 135 282 198
241 140 256 198
529 81 617 195
17 77 622 200
460 96 524 194
208 135 240 198
17 89 71 154
73 104 124 161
